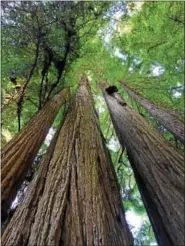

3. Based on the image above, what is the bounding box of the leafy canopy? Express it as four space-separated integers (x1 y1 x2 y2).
2 2 184 245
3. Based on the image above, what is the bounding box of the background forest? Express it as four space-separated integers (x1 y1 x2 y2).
1 1 184 245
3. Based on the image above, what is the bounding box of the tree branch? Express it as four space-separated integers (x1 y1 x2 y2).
16 36 40 131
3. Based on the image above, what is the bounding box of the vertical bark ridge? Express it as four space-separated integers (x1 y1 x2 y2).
101 85 184 246
1 88 69 221
122 83 184 144
2 112 65 244
2 77 133 246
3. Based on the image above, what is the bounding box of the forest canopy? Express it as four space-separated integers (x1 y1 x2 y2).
1 1 184 245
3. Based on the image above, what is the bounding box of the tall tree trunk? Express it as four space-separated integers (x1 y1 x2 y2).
2 77 133 246
1 88 69 220
2 110 65 236
2 112 63 233
121 83 184 144
101 83 184 246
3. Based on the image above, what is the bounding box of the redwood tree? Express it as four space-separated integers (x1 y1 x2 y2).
1 88 69 220
2 77 133 246
121 83 184 144
101 82 184 246
1 108 65 234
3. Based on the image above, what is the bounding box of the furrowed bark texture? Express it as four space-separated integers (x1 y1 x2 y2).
2 114 64 243
102 86 184 246
2 77 133 246
1 88 69 219
122 83 184 144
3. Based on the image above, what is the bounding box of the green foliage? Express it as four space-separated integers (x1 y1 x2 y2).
2 2 184 244
1 1 111 140
112 2 184 113
134 218 156 245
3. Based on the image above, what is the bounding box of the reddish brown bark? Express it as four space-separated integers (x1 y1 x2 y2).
2 112 63 233
2 77 133 246
121 83 184 144
1 88 69 220
101 83 184 246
